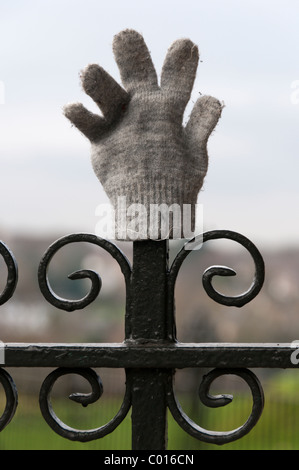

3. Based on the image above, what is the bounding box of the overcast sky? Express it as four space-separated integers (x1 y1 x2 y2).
1 0 299 250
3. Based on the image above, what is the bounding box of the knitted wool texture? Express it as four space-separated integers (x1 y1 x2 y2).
64 29 222 240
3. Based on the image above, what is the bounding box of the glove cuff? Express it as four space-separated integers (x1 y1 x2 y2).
105 175 201 240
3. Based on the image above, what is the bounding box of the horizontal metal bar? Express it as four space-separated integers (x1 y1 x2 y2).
2 342 298 369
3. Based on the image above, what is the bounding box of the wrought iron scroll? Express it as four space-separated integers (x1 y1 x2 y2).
0 241 18 306
0 242 18 430
38 233 131 312
39 368 131 442
0 369 18 432
165 229 266 445
168 230 265 308
0 230 269 448
166 368 264 445
36 233 133 440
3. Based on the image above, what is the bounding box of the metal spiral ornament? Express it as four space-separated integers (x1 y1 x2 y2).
39 367 132 442
167 368 264 445
38 233 131 312
0 241 18 306
169 230 265 308
0 368 18 431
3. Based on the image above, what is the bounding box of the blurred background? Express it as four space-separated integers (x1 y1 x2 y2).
0 0 299 450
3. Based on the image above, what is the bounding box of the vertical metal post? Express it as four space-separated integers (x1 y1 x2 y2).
127 240 171 450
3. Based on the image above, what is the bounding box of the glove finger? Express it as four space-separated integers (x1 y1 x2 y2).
63 103 107 142
185 96 222 175
113 29 158 92
161 39 199 105
81 64 129 124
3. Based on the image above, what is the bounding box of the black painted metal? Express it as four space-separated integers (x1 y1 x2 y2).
39 367 131 442
38 233 131 313
3 342 298 369
0 368 18 431
0 241 18 306
0 228 292 449
129 240 170 449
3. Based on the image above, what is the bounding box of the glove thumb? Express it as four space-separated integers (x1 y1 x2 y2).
185 96 223 176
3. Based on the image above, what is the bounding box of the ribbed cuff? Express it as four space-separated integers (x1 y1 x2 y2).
106 175 200 240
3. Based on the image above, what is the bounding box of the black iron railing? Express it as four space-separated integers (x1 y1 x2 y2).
0 228 296 449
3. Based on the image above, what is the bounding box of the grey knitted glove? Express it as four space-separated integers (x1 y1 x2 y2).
64 29 222 240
